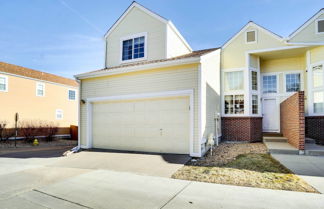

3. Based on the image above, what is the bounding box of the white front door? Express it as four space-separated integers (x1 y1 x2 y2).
262 98 279 132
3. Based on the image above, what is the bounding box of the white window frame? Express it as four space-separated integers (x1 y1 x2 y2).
120 32 147 64
222 68 246 116
223 94 245 115
245 30 257 44
315 18 324 35
36 82 45 97
68 89 76 101
0 75 8 92
251 69 258 92
308 61 324 116
262 73 279 96
283 71 304 94
252 94 259 115
55 109 63 120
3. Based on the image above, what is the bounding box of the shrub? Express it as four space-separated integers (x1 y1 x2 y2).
19 120 38 143
44 122 59 141
0 121 15 145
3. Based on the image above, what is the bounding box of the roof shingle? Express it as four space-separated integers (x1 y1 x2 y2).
88 48 219 74
0 62 78 87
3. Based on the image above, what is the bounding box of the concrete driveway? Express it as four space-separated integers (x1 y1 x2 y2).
51 150 191 177
1 149 324 208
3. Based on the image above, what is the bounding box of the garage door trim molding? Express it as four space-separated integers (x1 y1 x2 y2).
85 89 197 156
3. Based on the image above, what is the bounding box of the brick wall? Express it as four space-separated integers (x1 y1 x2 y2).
306 116 324 145
221 117 262 142
280 91 305 150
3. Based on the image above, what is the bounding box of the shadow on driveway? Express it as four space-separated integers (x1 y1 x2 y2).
0 146 73 158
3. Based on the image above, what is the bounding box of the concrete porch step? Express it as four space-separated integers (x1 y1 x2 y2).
305 138 316 144
264 141 299 155
263 136 288 143
305 143 324 156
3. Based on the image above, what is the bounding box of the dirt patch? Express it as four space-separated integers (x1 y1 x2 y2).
172 143 318 193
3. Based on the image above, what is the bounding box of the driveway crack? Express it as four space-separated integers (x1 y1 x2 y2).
159 181 192 209
33 189 93 209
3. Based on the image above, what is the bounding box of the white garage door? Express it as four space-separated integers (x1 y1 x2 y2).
92 96 190 154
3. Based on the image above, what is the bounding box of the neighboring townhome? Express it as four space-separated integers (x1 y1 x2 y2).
75 2 221 157
221 8 324 153
0 62 78 135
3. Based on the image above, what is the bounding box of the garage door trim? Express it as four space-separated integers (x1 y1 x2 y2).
85 89 196 156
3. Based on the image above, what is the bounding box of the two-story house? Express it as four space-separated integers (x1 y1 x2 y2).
76 2 324 157
75 2 221 157
0 62 78 136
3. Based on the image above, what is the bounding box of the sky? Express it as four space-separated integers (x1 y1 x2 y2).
0 0 323 78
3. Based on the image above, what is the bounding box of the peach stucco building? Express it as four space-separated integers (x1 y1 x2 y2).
0 62 78 129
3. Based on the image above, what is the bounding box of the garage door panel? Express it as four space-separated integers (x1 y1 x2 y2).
92 96 190 154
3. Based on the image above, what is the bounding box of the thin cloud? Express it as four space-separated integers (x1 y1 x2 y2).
57 0 104 34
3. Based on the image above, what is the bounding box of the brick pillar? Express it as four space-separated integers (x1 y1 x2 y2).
280 91 305 150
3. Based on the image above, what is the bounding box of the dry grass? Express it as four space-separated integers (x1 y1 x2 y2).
172 143 318 193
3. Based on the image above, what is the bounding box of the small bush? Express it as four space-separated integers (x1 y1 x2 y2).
44 122 59 141
19 120 38 143
0 121 15 145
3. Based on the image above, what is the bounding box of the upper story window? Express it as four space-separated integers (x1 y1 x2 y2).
68 90 76 101
316 19 324 34
224 71 244 92
262 75 277 94
285 73 301 92
0 75 8 92
246 30 257 43
36 82 45 97
121 33 147 62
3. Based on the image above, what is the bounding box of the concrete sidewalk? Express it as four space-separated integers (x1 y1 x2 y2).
2 169 324 209
273 154 324 194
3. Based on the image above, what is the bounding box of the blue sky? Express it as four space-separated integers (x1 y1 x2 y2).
0 0 323 78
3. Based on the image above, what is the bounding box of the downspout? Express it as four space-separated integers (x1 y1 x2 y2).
72 77 81 152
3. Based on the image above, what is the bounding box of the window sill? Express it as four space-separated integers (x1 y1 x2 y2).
120 57 147 64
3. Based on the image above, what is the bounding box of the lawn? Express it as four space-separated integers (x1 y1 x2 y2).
172 143 318 193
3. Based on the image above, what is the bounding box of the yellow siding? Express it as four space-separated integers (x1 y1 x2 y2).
0 74 78 128
250 54 259 69
310 46 324 64
80 63 200 153
260 56 305 73
106 7 167 67
222 25 285 69
289 14 324 43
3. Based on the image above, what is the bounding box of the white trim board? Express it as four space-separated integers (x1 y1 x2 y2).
84 89 199 157
75 56 201 79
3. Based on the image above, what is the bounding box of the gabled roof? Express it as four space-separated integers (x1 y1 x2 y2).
222 21 283 49
76 48 218 78
0 62 78 87
103 1 192 51
288 8 324 40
